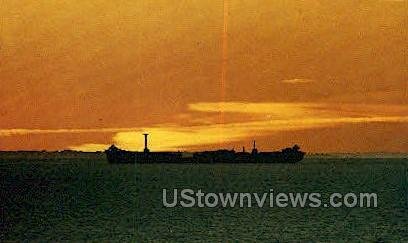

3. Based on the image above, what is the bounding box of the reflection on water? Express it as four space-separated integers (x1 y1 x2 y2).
2 156 407 241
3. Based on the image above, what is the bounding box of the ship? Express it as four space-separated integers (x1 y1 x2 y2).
105 134 305 164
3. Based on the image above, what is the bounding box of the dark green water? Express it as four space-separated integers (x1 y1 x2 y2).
2 157 407 241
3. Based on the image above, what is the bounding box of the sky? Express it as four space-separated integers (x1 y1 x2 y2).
0 0 407 152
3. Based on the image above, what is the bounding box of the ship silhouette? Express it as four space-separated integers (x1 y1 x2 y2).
105 134 305 163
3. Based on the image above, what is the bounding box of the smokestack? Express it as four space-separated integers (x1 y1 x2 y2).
252 140 258 154
143 133 150 153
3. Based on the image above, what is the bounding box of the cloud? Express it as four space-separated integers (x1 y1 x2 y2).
68 143 110 152
1 102 407 151
111 102 408 151
0 128 139 136
111 115 408 151
281 79 314 84
189 102 322 118
189 102 408 118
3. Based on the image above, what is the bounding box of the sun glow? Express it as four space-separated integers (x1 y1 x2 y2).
0 0 406 152
60 102 408 151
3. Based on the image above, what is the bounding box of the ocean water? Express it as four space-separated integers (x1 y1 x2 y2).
1 156 407 241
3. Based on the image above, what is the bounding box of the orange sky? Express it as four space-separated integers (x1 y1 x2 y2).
0 0 407 152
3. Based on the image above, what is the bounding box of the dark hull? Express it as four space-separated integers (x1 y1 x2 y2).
105 146 305 164
106 150 189 164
